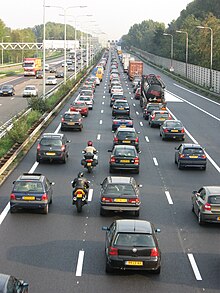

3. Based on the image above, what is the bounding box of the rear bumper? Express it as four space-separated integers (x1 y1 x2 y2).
163 133 184 139
110 163 139 171
179 159 207 168
200 213 220 223
61 123 82 130
101 204 140 212
10 201 48 210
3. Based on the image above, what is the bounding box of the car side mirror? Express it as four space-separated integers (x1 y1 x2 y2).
13 181 15 184
51 182 55 186
138 150 141 154
192 191 197 195
67 140 71 143
138 184 143 188
102 226 109 231
175 147 178 150
155 229 161 233
108 150 112 152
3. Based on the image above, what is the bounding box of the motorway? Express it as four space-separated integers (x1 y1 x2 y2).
0 50 220 293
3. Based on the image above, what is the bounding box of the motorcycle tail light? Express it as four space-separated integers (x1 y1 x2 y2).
86 159 93 163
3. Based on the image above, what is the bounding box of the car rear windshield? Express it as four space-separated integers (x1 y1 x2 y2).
115 102 128 107
106 184 135 195
114 148 136 157
14 181 44 192
166 121 182 127
40 138 62 146
155 113 169 118
79 97 91 101
183 148 204 155
148 105 160 111
114 233 155 247
117 131 136 139
208 195 220 204
64 113 81 120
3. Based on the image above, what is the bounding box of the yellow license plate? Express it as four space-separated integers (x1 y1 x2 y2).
46 152 56 156
114 198 127 202
23 196 35 200
87 162 92 166
189 156 198 158
158 118 165 120
120 159 130 163
76 194 83 198
125 261 143 266
120 125 126 127
119 108 124 110
122 140 131 143
171 130 178 132
68 122 75 125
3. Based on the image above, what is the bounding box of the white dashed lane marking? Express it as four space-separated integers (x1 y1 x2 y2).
187 254 202 281
165 191 173 205
145 136 149 142
136 111 139 115
75 250 85 277
101 110 104 113
97 134 101 140
99 120 103 125
153 157 158 166
140 122 143 127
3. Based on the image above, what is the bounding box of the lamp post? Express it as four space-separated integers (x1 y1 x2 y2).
163 33 174 72
176 30 188 78
196 25 213 89
1 36 10 66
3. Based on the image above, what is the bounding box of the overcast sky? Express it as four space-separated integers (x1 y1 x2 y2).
1 0 193 40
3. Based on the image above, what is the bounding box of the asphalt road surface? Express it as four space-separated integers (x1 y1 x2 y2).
0 51 219 293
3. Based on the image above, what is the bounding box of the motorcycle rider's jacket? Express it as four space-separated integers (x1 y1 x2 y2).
72 178 89 190
83 146 97 154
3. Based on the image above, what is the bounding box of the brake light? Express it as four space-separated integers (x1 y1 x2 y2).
135 137 139 143
110 157 116 163
109 246 118 256
86 159 93 163
61 145 65 151
61 117 64 122
42 193 48 201
128 198 140 204
128 121 132 125
101 197 113 203
163 128 168 133
10 193 16 200
179 154 185 158
114 137 118 142
204 203 211 211
113 121 118 124
37 143 41 151
181 129 185 133
201 155 207 159
151 114 155 120
134 157 139 165
150 247 159 257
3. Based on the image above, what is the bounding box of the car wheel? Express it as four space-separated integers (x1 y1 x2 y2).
60 127 64 131
50 196 53 204
106 261 114 273
134 168 139 174
198 211 204 225
62 155 66 164
191 204 194 213
134 210 139 217
181 137 185 141
177 161 182 170
202 165 206 171
79 127 82 132
109 167 114 173
150 123 153 128
152 266 161 274
159 132 162 137
100 208 107 216
162 134 165 140
42 204 49 214
10 207 16 213
36 155 41 163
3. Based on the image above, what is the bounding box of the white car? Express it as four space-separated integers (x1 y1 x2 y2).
75 95 94 110
46 76 57 85
111 85 124 96
95 77 100 85
22 85 38 97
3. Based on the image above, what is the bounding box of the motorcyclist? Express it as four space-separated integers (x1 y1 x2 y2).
83 141 98 164
72 172 89 202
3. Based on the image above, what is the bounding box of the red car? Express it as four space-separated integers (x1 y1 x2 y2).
134 87 141 100
70 102 89 117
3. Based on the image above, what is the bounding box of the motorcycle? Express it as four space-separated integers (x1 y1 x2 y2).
81 151 98 173
72 188 87 213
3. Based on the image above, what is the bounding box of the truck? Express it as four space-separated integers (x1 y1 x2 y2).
140 74 166 108
23 58 42 76
122 53 131 73
128 60 143 81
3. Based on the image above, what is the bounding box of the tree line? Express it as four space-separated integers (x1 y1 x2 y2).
121 0 220 71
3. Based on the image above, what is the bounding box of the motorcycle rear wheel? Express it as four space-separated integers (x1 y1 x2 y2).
76 200 82 213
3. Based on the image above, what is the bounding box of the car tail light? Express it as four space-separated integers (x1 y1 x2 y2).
128 121 132 125
181 129 185 133
61 145 65 151
113 121 117 124
151 114 155 120
110 157 116 163
201 154 207 159
204 203 211 211
10 193 16 200
109 246 118 256
61 117 64 122
42 193 48 201
101 197 113 203
37 143 41 151
114 137 118 142
128 198 140 204
163 128 168 133
150 248 159 257
134 157 139 165
179 154 185 158
135 137 139 143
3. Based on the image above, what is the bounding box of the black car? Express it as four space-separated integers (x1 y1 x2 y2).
10 173 54 214
160 119 185 141
100 176 141 216
175 143 207 170
192 186 220 225
110 94 126 107
0 84 15 96
108 145 140 174
112 100 130 116
55 71 64 78
143 103 162 120
0 273 29 293
36 133 70 163
61 111 83 131
102 219 161 273
113 127 139 151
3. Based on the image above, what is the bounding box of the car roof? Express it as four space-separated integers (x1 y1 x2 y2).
152 110 169 114
205 186 220 194
41 133 64 139
114 145 136 150
0 273 9 291
107 176 134 184
117 127 135 132
116 220 152 234
182 143 202 148
64 110 80 115
17 173 44 182
114 99 128 103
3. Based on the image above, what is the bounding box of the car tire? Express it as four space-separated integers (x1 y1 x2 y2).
109 167 114 173
134 169 139 174
152 266 161 274
177 161 182 170
198 211 204 225
159 132 162 137
134 210 139 217
42 204 49 215
10 207 16 213
62 155 67 164
162 135 165 140
191 204 194 213
202 165 206 171
106 261 114 273
100 208 107 216
36 155 41 163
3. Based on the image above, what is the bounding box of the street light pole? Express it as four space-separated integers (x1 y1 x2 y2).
197 25 213 89
176 30 188 78
43 0 46 99
1 36 10 66
163 33 174 72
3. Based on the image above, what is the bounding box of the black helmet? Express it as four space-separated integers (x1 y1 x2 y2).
78 172 84 178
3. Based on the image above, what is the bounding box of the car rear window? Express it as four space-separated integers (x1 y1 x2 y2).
64 113 81 120
183 148 204 155
115 102 128 107
114 233 155 247
155 113 169 118
114 148 136 157
208 195 220 204
106 184 135 195
166 121 182 127
40 138 62 147
148 105 160 111
117 131 136 139
14 181 44 192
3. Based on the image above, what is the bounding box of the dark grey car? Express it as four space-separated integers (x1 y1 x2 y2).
192 186 220 225
160 119 185 140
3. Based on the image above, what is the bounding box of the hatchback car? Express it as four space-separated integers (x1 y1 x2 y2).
110 94 126 107
111 85 123 96
22 85 38 97
108 145 140 174
55 71 64 78
160 120 185 141
192 186 220 225
113 127 139 151
112 116 133 131
61 111 83 131
149 110 172 127
36 133 70 163
36 70 43 79
10 173 54 214
143 103 162 120
100 176 141 216
112 100 130 116
75 95 93 110
0 84 15 96
46 76 57 85
102 219 161 273
0 273 29 292
70 102 89 117
175 143 207 170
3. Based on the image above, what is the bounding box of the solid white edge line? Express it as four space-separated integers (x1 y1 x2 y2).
28 162 39 174
97 134 101 140
187 253 202 281
145 136 149 142
54 123 61 134
153 157 158 166
165 191 173 205
140 122 143 127
0 203 10 226
88 189 93 202
75 250 85 277
99 120 103 125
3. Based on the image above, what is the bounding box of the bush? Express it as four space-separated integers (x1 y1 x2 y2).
28 97 49 113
